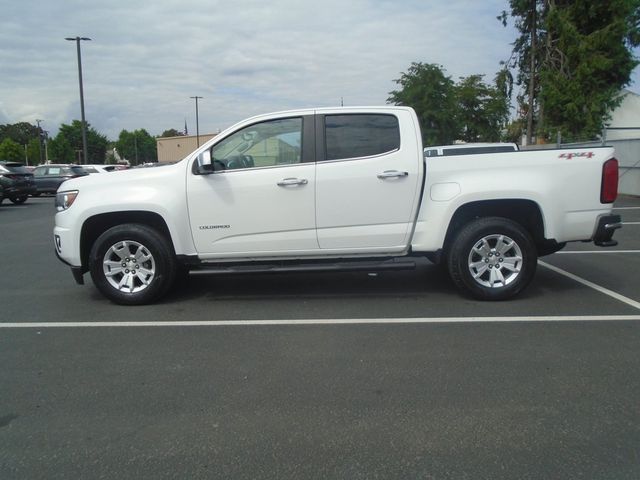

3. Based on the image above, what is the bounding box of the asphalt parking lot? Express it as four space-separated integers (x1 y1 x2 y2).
1 195 640 479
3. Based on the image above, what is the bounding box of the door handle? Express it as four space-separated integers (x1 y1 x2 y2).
277 178 308 187
377 170 408 179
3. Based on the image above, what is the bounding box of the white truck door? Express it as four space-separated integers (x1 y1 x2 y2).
315 110 422 252
187 116 318 258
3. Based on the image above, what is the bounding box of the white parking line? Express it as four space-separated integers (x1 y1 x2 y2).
557 250 640 254
539 261 640 310
622 222 640 225
613 206 640 210
1 316 640 328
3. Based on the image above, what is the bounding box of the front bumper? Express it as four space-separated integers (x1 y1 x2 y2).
54 246 85 285
593 214 622 247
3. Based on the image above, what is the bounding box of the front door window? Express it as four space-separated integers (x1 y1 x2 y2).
211 117 302 171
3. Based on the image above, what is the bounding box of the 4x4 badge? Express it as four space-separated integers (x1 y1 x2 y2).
559 152 594 159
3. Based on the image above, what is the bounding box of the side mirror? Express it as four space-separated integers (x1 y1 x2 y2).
195 150 214 175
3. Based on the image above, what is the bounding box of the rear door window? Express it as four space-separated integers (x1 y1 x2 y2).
324 114 400 161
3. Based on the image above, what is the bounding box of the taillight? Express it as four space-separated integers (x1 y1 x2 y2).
601 158 618 204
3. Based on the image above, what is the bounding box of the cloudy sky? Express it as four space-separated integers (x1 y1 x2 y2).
1 0 638 140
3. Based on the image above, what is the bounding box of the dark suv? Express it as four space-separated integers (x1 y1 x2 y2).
0 161 37 204
33 164 89 195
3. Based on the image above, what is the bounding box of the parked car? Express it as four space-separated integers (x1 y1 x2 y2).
0 161 37 204
82 164 118 174
424 142 519 157
33 164 89 195
54 106 620 305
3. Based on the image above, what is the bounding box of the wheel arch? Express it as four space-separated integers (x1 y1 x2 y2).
80 211 175 271
443 199 549 256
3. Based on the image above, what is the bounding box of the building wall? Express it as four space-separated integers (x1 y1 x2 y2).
156 133 217 163
606 90 640 141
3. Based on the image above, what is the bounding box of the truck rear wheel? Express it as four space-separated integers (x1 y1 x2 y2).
89 224 177 305
447 217 537 300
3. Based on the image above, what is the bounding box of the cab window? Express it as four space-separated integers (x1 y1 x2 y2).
324 114 400 161
211 117 302 170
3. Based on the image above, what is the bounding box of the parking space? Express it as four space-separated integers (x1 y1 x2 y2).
539 196 640 307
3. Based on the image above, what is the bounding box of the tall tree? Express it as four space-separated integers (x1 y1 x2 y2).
160 128 183 138
541 0 640 140
500 0 640 142
455 74 511 142
388 62 459 145
26 138 41 165
0 121 44 163
0 138 25 162
115 129 157 165
388 63 510 145
0 122 41 146
48 135 75 163
49 120 109 164
499 0 545 145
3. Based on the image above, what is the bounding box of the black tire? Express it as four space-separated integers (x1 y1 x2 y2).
447 217 537 300
32 192 41 197
89 224 177 305
10 195 28 204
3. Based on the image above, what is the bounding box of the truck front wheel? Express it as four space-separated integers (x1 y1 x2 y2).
89 224 177 305
447 217 537 300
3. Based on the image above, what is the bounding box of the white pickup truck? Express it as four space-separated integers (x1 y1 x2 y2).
53 107 621 305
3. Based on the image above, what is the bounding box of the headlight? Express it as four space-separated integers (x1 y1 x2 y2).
55 190 79 212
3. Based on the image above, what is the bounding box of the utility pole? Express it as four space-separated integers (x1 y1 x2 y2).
36 119 43 164
43 131 49 162
65 36 91 164
190 96 203 147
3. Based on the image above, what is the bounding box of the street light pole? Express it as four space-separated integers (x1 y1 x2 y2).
43 131 49 162
190 96 203 147
65 36 91 164
35 119 43 164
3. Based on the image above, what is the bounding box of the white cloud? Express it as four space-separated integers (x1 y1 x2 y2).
2 0 634 140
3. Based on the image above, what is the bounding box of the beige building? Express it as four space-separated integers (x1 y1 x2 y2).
156 133 217 163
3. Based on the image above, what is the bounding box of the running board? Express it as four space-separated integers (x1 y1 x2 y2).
188 258 417 276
